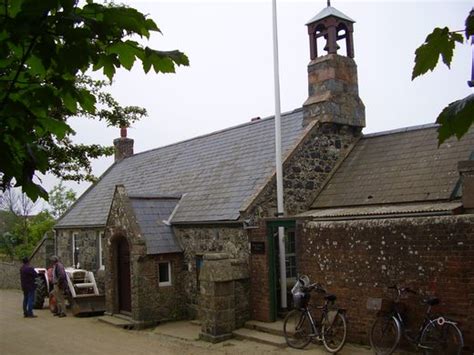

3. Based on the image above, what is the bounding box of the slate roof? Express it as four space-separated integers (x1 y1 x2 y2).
56 109 308 228
311 124 474 209
129 197 181 254
306 6 355 25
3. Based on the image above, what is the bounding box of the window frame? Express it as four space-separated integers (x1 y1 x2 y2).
98 231 105 270
158 261 172 287
72 232 79 268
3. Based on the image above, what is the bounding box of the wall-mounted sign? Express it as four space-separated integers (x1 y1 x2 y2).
251 241 265 254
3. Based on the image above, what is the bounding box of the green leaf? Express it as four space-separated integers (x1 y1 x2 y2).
63 93 77 113
93 55 117 80
77 89 97 113
9 0 24 17
26 55 46 76
145 18 160 33
38 117 72 140
436 94 474 145
21 181 48 202
107 42 137 70
412 27 461 80
466 9 474 38
103 7 149 37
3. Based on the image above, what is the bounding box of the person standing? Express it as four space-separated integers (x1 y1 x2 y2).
20 257 38 318
51 255 67 317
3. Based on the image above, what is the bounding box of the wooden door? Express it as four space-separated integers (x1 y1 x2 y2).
117 237 131 313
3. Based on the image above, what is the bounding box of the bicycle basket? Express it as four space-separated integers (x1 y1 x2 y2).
293 290 310 309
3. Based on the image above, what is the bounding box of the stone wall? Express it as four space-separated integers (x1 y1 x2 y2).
297 214 474 348
105 186 187 324
174 225 249 318
134 253 186 322
55 227 105 291
199 253 250 342
30 235 55 269
55 228 104 270
0 261 21 289
244 122 360 221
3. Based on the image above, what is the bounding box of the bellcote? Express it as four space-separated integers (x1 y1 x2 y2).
306 5 355 59
302 4 365 129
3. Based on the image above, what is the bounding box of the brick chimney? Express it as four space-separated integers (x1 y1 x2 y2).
113 126 134 162
302 5 365 129
458 160 474 209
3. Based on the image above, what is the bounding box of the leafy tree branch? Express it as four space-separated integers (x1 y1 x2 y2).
412 9 474 144
0 0 189 200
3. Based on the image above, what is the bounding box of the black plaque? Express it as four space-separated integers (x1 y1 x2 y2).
251 241 265 254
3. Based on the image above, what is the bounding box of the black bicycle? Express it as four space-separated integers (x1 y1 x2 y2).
369 285 464 354
283 276 347 353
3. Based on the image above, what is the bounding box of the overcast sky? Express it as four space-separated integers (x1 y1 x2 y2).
41 0 473 201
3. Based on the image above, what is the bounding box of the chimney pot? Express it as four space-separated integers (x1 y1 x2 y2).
120 126 127 138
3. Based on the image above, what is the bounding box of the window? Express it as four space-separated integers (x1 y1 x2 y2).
158 262 172 286
98 231 105 270
195 255 203 290
72 232 79 268
285 230 297 279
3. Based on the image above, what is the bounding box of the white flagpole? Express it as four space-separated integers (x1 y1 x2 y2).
272 0 287 310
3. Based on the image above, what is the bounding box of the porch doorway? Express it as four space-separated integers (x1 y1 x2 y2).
267 220 297 320
116 236 131 314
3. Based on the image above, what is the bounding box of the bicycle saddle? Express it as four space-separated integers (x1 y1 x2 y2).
325 294 336 302
423 297 439 306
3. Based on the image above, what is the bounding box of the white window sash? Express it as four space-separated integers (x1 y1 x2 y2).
159 262 172 286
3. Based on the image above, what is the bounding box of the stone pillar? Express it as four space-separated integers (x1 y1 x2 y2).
199 253 249 343
303 54 365 128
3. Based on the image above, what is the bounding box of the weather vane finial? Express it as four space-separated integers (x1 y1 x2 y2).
327 0 331 6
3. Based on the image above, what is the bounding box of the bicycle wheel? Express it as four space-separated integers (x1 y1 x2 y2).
283 309 312 349
420 321 464 355
322 311 347 353
369 315 401 355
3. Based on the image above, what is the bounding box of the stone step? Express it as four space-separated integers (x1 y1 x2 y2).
97 315 136 329
233 327 287 348
244 319 285 337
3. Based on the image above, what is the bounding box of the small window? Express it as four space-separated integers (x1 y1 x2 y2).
158 262 172 286
285 230 297 279
72 232 79 268
196 255 203 290
98 231 105 270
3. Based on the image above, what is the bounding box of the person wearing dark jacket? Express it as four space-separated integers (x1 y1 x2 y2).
20 257 38 318
51 255 67 317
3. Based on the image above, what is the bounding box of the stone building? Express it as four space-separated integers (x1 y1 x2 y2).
51 3 473 347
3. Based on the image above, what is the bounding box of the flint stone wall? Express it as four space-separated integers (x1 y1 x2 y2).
174 225 249 318
55 227 105 292
244 122 360 222
0 261 21 289
297 214 474 348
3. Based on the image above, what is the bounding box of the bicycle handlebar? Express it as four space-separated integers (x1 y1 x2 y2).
307 282 326 293
388 285 417 296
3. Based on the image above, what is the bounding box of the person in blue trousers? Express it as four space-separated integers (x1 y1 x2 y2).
20 257 38 318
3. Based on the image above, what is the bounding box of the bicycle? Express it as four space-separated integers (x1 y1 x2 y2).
283 276 347 353
369 285 464 355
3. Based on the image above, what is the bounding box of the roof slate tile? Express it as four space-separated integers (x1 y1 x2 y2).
56 109 306 227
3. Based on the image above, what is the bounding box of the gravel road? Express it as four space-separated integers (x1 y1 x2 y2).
0 289 372 355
